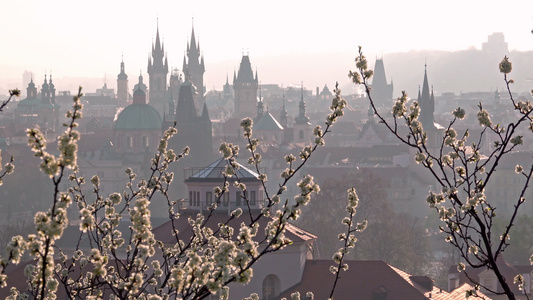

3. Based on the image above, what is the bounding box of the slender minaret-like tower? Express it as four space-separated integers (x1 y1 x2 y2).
117 56 129 106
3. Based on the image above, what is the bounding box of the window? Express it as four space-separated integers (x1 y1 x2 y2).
143 136 149 148
236 191 242 207
189 191 193 206
196 191 200 206
206 191 212 206
299 130 304 140
223 193 229 207
127 136 133 148
262 274 280 300
250 191 256 205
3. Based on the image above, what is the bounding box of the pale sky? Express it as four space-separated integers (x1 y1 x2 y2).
1 0 533 94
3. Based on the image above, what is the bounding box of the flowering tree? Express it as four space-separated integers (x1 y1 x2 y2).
0 85 364 300
351 47 532 299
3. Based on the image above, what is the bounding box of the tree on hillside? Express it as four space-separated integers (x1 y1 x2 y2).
298 171 431 275
351 47 533 299
0 86 365 300
493 214 533 265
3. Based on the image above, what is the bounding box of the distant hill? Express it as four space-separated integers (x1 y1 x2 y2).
370 49 533 98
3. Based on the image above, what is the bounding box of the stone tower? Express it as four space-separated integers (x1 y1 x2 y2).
370 58 393 108
147 24 169 116
183 26 205 113
293 84 311 143
233 55 258 119
117 57 129 106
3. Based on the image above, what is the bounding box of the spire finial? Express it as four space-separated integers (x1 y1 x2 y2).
301 81 304 102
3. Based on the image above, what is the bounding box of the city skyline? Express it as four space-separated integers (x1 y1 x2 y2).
2 0 533 94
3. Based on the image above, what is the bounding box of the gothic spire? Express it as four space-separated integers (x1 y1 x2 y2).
418 64 436 131
295 83 310 125
280 94 288 128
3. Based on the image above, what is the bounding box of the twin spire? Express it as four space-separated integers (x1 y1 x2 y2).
148 21 168 74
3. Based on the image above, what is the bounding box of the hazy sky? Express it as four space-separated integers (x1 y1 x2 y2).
2 0 533 94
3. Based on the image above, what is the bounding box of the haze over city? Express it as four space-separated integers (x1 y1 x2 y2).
4 1 533 298
2 0 533 95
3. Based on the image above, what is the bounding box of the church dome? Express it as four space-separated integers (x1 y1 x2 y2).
114 103 162 130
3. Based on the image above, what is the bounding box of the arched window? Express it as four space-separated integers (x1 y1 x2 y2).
262 274 280 300
143 136 149 148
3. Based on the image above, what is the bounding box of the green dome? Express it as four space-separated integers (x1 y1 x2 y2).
114 103 162 130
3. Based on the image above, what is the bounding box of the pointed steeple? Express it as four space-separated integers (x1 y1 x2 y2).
418 64 436 131
42 74 49 89
187 24 201 62
200 102 211 122
370 57 394 107
132 74 147 105
147 21 169 114
190 24 197 53
176 78 198 127
27 76 37 99
133 70 147 93
153 22 163 56
49 74 56 103
183 22 205 108
148 22 168 72
280 94 288 128
117 57 129 105
118 56 128 80
295 83 310 125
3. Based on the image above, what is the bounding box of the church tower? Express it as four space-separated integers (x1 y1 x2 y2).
417 65 442 148
293 84 311 143
147 23 169 116
233 54 258 119
370 58 393 108
183 25 205 112
117 57 129 106
418 65 436 132
41 75 50 103
280 95 288 128
223 74 233 104
26 77 37 99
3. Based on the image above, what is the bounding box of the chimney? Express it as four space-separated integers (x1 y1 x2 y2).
410 275 433 291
